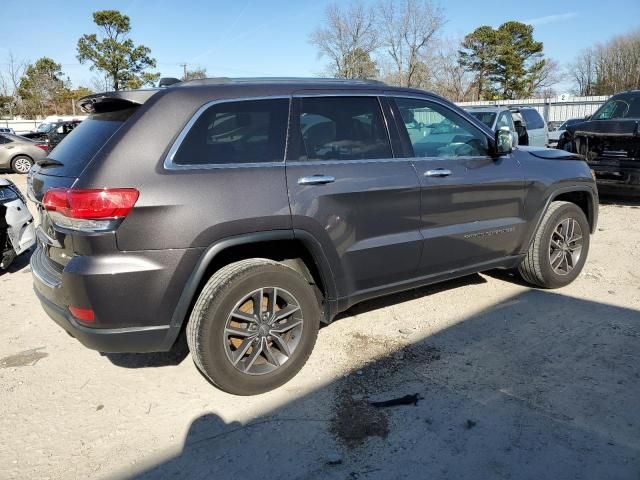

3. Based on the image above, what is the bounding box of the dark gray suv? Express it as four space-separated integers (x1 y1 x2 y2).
29 78 598 395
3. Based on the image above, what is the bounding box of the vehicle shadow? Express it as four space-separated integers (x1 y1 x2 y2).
102 333 190 368
111 288 640 480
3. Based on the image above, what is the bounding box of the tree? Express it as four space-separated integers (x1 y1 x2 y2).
459 21 552 99
431 40 475 101
458 26 497 100
570 30 640 95
182 66 208 81
77 10 159 91
377 0 445 87
0 53 27 117
490 22 544 98
310 2 379 79
17 57 67 118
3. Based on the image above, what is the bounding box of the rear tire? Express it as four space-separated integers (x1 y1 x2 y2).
11 155 33 174
519 201 590 288
187 258 320 395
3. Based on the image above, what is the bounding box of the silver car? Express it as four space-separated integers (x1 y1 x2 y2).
0 133 47 174
465 106 519 148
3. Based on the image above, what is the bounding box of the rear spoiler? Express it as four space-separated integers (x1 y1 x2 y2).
77 89 159 114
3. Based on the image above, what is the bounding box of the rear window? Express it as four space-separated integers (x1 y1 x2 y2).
46 107 137 176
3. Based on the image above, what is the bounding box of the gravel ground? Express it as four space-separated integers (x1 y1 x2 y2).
1 172 639 480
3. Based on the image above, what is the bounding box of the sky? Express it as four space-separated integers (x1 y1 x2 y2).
1 0 639 92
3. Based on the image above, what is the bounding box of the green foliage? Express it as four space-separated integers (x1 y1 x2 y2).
17 57 67 118
0 95 13 117
77 10 159 91
459 21 545 99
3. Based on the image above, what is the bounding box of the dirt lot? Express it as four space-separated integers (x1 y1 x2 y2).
1 172 639 479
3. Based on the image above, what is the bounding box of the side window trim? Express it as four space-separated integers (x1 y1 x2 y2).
389 95 493 160
164 96 291 171
287 94 396 164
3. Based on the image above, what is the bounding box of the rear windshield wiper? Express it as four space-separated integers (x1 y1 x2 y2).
36 158 64 167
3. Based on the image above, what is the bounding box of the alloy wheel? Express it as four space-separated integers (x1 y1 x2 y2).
223 287 303 375
549 218 583 275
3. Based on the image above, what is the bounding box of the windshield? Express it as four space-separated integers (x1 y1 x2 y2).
468 111 496 129
36 123 55 133
592 93 640 120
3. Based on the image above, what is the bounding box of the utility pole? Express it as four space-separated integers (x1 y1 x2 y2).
180 63 187 80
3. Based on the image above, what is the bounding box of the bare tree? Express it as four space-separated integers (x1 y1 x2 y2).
428 40 475 101
569 30 640 95
529 58 563 97
91 74 112 93
0 53 27 117
377 0 445 87
309 2 379 79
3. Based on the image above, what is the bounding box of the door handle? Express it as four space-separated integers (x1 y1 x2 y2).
298 175 336 185
424 168 452 177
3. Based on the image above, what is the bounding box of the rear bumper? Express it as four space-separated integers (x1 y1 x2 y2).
33 286 171 352
30 246 200 353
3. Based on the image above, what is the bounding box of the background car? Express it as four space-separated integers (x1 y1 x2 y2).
21 119 81 146
0 127 16 134
0 178 35 269
548 118 584 148
0 133 47 173
464 106 519 147
509 107 548 147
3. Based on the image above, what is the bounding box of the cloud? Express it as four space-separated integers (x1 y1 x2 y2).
523 12 578 26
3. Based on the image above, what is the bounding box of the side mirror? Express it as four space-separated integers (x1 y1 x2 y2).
494 127 513 156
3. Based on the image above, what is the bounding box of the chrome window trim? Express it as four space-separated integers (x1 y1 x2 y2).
164 95 292 171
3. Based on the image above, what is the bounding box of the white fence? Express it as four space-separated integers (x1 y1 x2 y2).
456 95 610 123
0 119 41 134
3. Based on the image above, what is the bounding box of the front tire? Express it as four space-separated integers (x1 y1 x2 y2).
187 258 320 395
519 201 590 288
11 155 33 174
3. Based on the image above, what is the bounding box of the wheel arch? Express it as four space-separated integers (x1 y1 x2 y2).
162 230 337 350
523 185 598 253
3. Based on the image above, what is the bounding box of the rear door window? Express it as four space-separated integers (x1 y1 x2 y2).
290 96 392 161
46 107 138 177
172 99 289 166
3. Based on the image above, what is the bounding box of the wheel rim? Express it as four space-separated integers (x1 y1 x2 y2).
549 218 583 275
14 157 32 173
223 287 303 376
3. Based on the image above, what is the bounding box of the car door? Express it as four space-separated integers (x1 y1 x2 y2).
286 94 422 299
389 95 526 277
521 109 547 147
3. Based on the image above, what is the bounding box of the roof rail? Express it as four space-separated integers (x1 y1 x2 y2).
177 77 387 87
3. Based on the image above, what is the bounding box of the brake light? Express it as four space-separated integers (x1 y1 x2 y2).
43 188 139 231
35 144 49 151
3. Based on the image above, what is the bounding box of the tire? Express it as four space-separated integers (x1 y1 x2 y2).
519 201 590 288
187 258 320 395
11 155 33 174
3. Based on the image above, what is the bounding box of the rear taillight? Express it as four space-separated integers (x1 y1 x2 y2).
35 144 49 151
43 188 139 232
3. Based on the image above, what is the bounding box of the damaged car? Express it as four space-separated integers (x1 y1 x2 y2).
559 90 640 195
0 178 36 270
